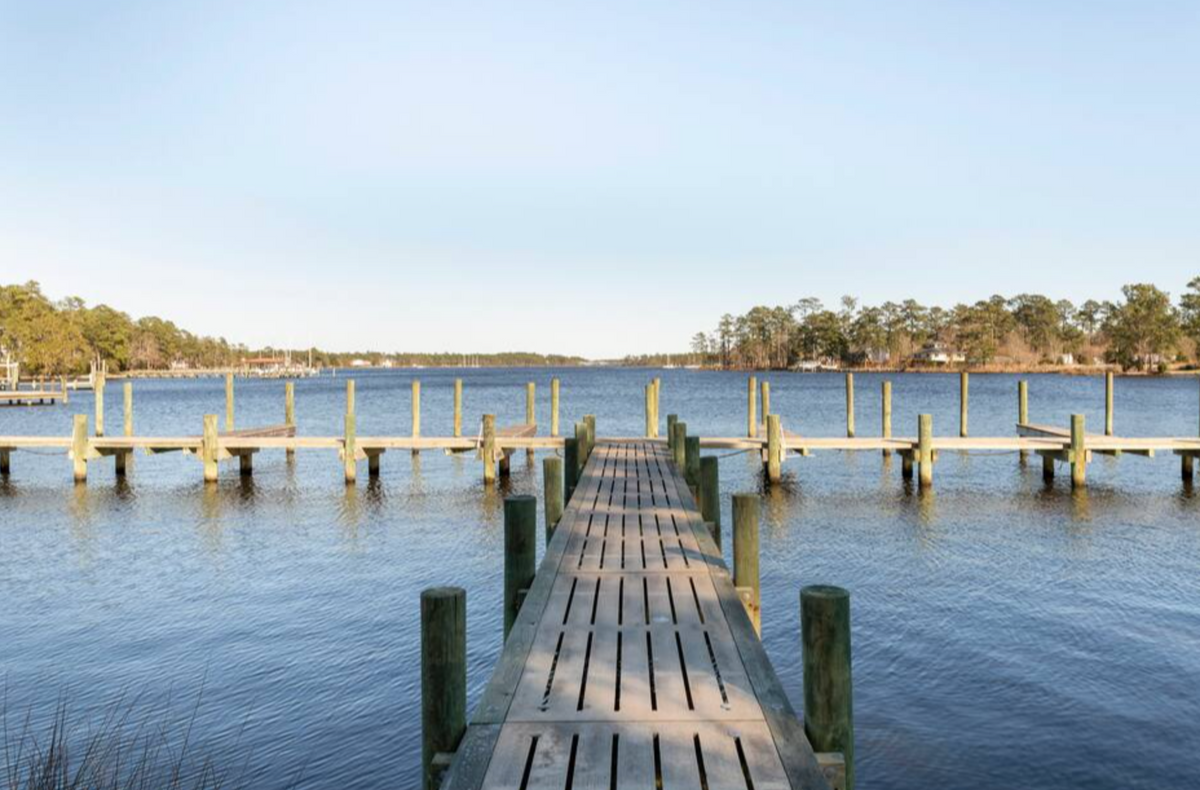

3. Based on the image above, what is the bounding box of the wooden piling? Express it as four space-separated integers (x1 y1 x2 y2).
1043 454 1055 482
202 414 219 483
285 382 296 460
700 456 720 548
652 377 661 437
116 382 133 476
543 456 564 543
573 422 587 478
449 379 461 438
684 435 701 494
901 454 913 481
733 493 761 634
917 413 933 489
672 421 687 469
94 373 105 437
482 414 496 485
344 380 357 484
1071 414 1086 488
1105 371 1114 436
766 413 782 483
525 382 536 461
645 384 653 438
0 449 9 477
503 495 537 640
747 376 757 438
550 378 560 437
584 415 595 462
761 380 771 421
225 373 234 431
563 437 579 503
1183 454 1195 483
72 414 89 483
62 376 69 404
413 380 422 456
667 414 678 452
959 371 969 438
1019 380 1029 465
421 586 466 790
845 373 855 438
801 585 854 790
881 380 892 457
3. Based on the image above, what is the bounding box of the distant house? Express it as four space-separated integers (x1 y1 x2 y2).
1058 353 1076 366
169 359 191 371
865 349 891 366
350 358 372 368
912 343 965 365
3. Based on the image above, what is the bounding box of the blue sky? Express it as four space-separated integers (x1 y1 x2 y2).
2 0 1197 358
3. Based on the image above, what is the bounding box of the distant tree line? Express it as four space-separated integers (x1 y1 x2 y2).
682 280 1200 372
0 282 584 375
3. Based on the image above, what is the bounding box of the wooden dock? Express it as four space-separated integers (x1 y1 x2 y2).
0 389 67 405
441 440 835 790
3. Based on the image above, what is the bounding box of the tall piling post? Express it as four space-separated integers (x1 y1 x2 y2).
801 585 854 790
343 380 357 485
543 457 564 543
0 449 9 477
645 384 654 438
584 415 596 463
685 435 701 496
733 493 761 634
564 437 579 503
284 382 296 461
525 382 536 462
72 414 89 483
667 414 678 452
881 380 893 457
482 414 496 485
917 413 933 489
503 495 537 640
412 380 422 457
700 456 721 548
62 375 69 404
766 413 783 483
1105 371 1114 436
453 379 463 438
1019 380 1029 465
421 586 466 790
1071 414 1087 489
959 371 969 438
94 372 105 437
747 376 758 438
845 373 856 438
672 421 687 469
202 414 219 483
116 382 133 476
573 422 587 478
550 378 560 438
761 380 771 422
225 372 234 432
653 377 661 437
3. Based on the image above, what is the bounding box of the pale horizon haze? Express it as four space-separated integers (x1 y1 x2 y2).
2 0 1197 358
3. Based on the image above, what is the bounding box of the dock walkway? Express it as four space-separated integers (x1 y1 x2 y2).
444 440 831 790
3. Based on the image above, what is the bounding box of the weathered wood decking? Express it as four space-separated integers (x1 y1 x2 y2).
444 440 831 790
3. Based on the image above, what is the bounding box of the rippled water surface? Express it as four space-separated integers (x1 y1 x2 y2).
2 369 1198 789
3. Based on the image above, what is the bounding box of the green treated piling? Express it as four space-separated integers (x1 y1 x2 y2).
685 435 700 493
564 437 579 503
1105 371 1114 436
482 414 496 485
1071 414 1087 488
667 414 678 452
733 493 761 634
747 376 757 438
672 421 687 468
503 495 537 640
700 456 720 548
766 413 782 483
543 456 564 543
421 586 466 790
881 380 892 457
959 371 969 438
917 413 933 489
801 585 854 790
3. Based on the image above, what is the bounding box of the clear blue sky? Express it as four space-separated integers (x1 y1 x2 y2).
2 0 1196 358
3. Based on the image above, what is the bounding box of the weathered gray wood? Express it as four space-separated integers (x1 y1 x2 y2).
344 380 357 484
1071 413 1086 488
202 414 219 483
748 376 758 438
766 414 782 483
762 379 771 421
1105 371 1114 437
917 413 933 489
72 414 89 482
550 378 560 438
423 586 467 790
482 415 496 485
94 372 105 437
881 380 892 458
801 586 854 790
959 371 969 438
1018 380 1029 464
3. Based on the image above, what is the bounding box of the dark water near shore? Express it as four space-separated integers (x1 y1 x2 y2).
2 369 1199 789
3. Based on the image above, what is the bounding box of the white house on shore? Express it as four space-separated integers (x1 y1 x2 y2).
912 342 966 365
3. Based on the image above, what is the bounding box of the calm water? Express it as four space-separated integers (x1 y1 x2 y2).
2 369 1199 789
